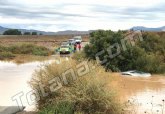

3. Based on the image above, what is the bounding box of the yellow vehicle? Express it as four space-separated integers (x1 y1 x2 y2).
56 45 74 54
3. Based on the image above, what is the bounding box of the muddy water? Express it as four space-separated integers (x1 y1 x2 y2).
0 57 68 111
112 73 165 114
0 60 165 114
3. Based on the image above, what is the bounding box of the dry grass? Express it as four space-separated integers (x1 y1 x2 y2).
29 60 122 114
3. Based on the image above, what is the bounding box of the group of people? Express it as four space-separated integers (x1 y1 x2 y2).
74 43 81 52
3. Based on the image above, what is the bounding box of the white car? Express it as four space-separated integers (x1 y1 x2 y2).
74 36 82 44
61 42 70 46
121 70 151 77
68 39 76 45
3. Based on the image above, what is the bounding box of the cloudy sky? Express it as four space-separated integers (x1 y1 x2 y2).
0 0 165 32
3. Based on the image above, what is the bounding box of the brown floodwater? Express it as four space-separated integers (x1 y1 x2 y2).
0 57 68 111
111 73 165 114
0 59 165 114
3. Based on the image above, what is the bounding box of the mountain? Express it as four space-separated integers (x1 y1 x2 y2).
0 26 8 34
1 25 165 35
131 26 165 31
0 26 55 35
0 26 90 35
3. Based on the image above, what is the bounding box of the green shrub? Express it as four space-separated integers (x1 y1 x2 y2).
3 29 22 35
84 30 165 74
39 101 74 114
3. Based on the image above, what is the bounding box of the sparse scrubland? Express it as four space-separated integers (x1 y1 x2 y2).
30 60 122 114
84 30 165 74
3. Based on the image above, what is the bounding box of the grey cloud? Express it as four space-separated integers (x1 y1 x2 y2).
0 0 11 5
91 4 165 21
1 23 70 28
0 2 91 20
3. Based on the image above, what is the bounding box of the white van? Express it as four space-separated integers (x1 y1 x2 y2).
74 36 82 44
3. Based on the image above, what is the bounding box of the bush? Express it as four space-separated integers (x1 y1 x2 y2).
24 32 31 35
3 29 22 35
30 60 122 114
32 32 37 35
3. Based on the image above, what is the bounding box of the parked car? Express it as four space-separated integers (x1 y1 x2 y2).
121 70 151 77
61 42 70 46
68 39 76 45
74 36 82 44
56 45 73 54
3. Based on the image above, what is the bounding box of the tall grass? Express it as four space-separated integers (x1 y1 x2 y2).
0 44 51 60
0 51 15 60
0 45 15 59
30 60 122 114
8 44 51 56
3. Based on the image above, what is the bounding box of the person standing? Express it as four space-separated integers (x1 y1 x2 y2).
74 43 77 52
78 43 81 51
76 43 79 51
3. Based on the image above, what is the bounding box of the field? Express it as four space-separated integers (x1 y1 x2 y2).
0 35 89 50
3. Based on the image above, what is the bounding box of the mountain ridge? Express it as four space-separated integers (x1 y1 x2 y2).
0 26 165 35
131 26 165 31
0 26 91 35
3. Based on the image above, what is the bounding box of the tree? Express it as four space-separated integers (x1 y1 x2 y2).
3 29 22 35
84 30 165 73
32 32 37 35
24 32 31 35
